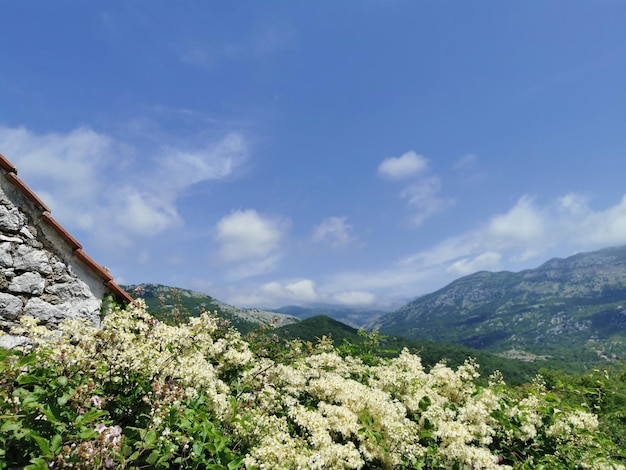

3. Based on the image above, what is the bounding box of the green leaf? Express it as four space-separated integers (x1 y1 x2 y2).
16 374 42 385
1 420 23 432
144 429 158 447
227 457 244 469
146 450 160 465
31 435 50 455
192 442 202 456
24 457 48 470
16 353 37 368
79 429 98 440
57 394 70 406
50 434 62 454
419 395 432 412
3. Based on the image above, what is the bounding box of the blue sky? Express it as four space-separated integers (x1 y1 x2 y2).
1 1 625 309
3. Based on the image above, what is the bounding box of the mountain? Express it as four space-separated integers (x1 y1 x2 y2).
373 245 626 365
271 304 388 328
121 284 299 333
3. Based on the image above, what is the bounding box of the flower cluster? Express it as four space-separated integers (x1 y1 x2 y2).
2 301 624 469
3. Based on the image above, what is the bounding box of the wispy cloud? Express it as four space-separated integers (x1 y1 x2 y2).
400 176 451 226
222 278 318 307
311 216 356 248
453 153 477 171
221 278 378 308
318 193 626 305
378 150 451 226
180 25 293 69
332 290 376 306
402 193 626 280
0 125 247 248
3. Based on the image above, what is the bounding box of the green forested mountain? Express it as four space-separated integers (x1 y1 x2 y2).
271 315 541 384
121 284 299 334
373 245 626 367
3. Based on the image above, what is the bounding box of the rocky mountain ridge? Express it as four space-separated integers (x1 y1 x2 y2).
373 245 626 363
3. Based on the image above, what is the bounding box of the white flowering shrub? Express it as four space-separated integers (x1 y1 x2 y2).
1 301 624 469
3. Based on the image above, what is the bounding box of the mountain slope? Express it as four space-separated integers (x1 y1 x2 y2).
374 245 626 364
122 284 299 333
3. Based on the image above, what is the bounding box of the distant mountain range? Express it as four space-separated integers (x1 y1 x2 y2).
270 304 389 328
372 245 626 364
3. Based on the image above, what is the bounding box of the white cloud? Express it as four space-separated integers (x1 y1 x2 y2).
285 279 318 302
402 196 551 272
0 124 246 248
558 193 589 215
221 278 318 307
0 126 113 201
222 279 376 309
487 196 545 242
377 150 428 179
332 290 376 306
575 195 626 246
215 209 285 263
112 188 182 236
213 210 289 280
311 216 355 247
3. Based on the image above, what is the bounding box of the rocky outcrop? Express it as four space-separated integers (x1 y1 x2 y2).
0 154 131 347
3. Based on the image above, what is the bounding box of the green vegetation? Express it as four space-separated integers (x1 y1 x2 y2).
272 315 540 385
1 301 625 469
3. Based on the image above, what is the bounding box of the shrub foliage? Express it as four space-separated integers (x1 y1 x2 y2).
1 301 624 469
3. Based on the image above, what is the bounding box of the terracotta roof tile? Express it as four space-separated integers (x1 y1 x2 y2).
74 249 114 282
1 153 133 305
105 280 135 304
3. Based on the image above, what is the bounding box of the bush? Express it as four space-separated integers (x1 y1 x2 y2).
1 301 624 469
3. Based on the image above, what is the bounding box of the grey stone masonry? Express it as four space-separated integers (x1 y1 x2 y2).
0 153 133 347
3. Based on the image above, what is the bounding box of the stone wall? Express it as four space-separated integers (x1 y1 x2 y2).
0 156 131 347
